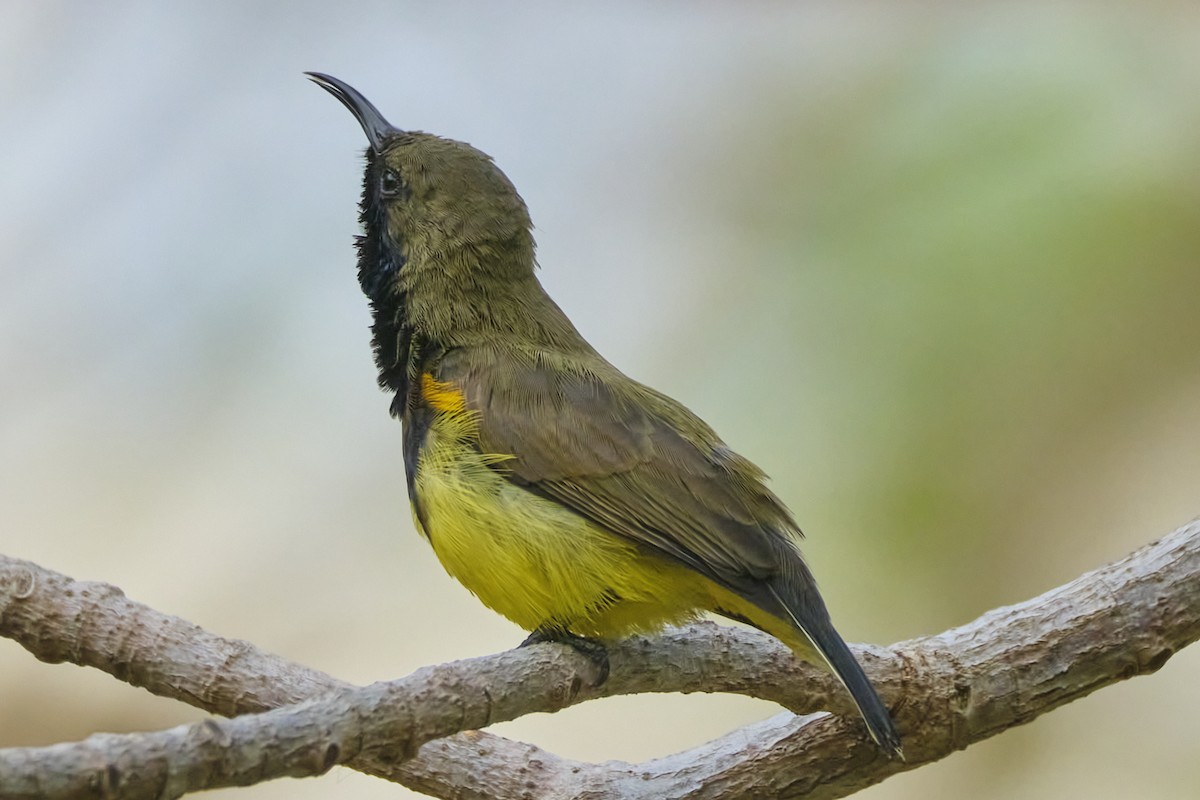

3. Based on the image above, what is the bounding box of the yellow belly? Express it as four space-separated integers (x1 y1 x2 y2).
409 388 807 649
412 423 721 637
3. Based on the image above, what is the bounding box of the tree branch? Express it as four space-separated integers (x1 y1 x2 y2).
1 518 1197 798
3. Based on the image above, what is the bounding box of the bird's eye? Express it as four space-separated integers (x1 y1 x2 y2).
380 169 404 198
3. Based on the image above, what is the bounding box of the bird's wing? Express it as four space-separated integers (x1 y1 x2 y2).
436 352 903 758
441 350 803 594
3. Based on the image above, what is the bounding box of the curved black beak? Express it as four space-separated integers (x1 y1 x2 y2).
305 72 400 153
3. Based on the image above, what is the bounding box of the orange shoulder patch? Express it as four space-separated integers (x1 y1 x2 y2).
421 373 468 414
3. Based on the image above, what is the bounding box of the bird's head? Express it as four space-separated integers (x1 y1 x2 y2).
306 72 533 303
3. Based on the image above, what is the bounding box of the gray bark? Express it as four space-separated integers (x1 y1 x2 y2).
0 518 1197 799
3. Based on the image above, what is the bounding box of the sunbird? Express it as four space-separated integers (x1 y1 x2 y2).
307 72 901 757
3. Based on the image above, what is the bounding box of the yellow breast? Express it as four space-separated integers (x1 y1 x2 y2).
410 374 718 637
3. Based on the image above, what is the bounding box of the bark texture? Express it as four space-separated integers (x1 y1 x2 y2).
0 518 1197 799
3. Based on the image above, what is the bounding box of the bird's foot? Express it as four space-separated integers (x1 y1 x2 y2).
520 627 610 685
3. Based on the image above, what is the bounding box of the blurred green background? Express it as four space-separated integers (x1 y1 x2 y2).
2 3 1198 798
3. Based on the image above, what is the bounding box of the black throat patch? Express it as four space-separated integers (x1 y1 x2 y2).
356 149 413 396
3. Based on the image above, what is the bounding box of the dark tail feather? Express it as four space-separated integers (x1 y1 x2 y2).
767 580 903 759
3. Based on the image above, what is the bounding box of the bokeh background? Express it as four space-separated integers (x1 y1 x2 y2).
3 3 1198 798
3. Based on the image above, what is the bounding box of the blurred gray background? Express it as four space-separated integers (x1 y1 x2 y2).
2 3 1199 798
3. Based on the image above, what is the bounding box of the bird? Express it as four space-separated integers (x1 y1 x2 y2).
306 72 902 758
